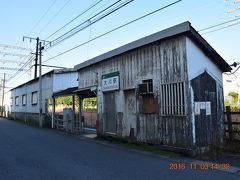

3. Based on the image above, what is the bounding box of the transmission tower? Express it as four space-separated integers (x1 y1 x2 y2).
0 44 33 106
225 0 240 18
0 44 33 81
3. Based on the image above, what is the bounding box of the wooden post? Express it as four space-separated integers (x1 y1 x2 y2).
72 95 75 133
39 42 43 128
52 97 55 129
72 95 75 113
79 97 83 133
226 106 233 141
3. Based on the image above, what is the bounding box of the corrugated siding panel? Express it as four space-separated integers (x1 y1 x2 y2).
78 36 190 147
136 114 189 147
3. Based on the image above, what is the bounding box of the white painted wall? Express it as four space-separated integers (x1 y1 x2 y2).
3 88 11 116
53 72 78 93
186 37 223 83
25 80 39 113
10 71 78 115
186 37 224 145
10 74 53 114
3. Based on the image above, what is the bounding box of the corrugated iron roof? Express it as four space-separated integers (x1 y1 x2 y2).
74 21 231 72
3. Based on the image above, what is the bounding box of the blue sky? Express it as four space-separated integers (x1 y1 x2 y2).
0 0 239 88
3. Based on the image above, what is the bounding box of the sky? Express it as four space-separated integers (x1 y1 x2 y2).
0 0 240 92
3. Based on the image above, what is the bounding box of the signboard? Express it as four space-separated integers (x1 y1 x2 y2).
194 101 211 116
101 71 119 92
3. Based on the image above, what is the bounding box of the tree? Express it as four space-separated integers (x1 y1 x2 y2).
48 96 79 108
83 97 97 110
225 91 240 110
228 91 239 104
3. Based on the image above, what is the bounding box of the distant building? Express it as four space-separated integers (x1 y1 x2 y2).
74 21 231 155
9 69 78 126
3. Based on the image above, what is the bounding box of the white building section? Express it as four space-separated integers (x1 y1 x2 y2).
9 69 78 126
186 37 223 83
53 70 78 93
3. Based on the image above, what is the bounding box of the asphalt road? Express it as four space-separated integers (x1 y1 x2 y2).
0 118 239 180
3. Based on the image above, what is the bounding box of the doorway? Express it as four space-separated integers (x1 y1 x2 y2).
104 92 117 134
82 97 97 129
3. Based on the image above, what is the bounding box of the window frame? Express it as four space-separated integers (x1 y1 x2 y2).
10 97 13 106
15 96 19 106
142 79 153 93
160 81 186 115
22 94 27 106
31 91 38 105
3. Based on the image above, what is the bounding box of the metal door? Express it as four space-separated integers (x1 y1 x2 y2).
104 92 116 133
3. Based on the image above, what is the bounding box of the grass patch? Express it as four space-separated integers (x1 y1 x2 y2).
96 136 180 158
223 140 240 154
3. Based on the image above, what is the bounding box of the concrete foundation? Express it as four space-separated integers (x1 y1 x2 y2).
8 112 50 127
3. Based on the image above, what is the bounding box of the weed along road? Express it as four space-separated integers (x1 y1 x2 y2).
0 118 239 180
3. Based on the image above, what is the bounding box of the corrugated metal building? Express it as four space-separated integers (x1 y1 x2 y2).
9 69 78 126
74 22 231 154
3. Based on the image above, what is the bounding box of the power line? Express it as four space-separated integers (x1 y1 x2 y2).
23 36 51 79
198 17 240 32
0 59 26 64
0 44 34 84
28 0 57 36
0 67 27 71
7 55 34 83
38 0 72 36
200 21 240 35
43 0 182 63
45 0 133 50
40 64 67 69
0 44 32 52
7 35 58 84
45 0 104 40
0 52 29 58
9 0 181 80
45 51 64 67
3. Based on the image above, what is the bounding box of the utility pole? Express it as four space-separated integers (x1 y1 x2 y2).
39 42 44 128
23 36 51 79
1 73 6 116
35 37 39 79
23 36 50 127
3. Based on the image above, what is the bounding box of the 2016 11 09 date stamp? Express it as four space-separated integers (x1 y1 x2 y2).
169 162 231 171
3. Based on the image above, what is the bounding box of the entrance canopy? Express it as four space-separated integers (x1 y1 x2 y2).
73 87 97 98
52 87 78 97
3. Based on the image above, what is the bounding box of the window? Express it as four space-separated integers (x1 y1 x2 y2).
15 96 19 106
10 97 13 106
142 79 153 93
22 94 27 106
139 79 158 114
139 79 153 94
31 91 38 105
160 82 185 115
